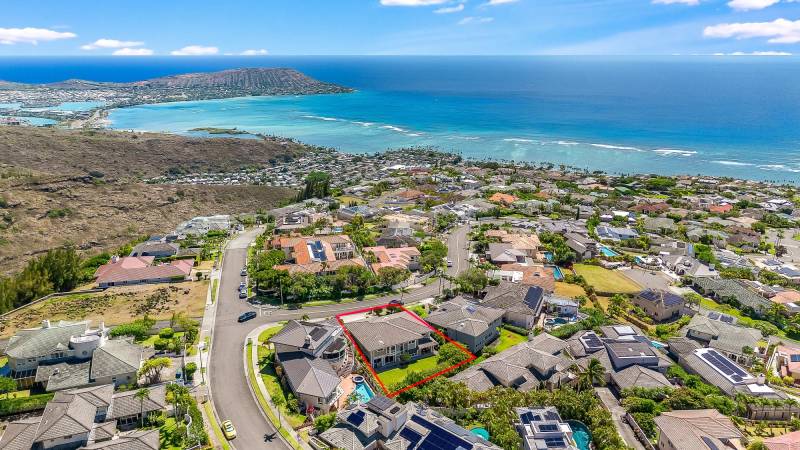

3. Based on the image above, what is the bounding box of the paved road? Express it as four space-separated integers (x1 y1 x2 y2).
209 228 282 450
208 224 470 449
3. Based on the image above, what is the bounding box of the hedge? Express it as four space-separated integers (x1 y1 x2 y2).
0 393 54 416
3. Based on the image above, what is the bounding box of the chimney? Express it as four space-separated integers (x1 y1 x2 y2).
42 320 51 329
305 335 312 346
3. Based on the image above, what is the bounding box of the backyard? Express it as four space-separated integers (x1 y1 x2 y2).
491 328 528 353
573 264 641 294
376 355 441 388
554 282 586 299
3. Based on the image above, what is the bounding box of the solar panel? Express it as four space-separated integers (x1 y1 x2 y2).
701 349 749 380
791 355 800 362
520 412 534 424
707 312 720 320
412 415 473 450
400 427 423 448
539 424 559 432
309 327 327 340
347 410 365 426
720 315 734 324
367 396 396 412
544 410 560 421
544 437 566 448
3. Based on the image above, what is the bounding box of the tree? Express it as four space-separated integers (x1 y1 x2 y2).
314 412 337 433
138 357 172 384
748 439 768 450
335 265 374 295
454 268 489 296
0 377 16 398
343 215 375 250
135 388 150 428
608 294 631 317
419 239 448 273
576 358 606 392
299 171 331 200
437 342 468 366
376 267 410 288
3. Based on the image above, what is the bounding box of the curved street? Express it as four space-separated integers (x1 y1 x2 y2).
208 224 470 449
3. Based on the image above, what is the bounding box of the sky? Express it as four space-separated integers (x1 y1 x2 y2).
0 0 799 56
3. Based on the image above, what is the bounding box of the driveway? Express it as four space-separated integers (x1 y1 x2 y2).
595 387 646 450
208 224 471 450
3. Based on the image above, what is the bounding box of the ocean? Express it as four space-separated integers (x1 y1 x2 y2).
3 56 800 182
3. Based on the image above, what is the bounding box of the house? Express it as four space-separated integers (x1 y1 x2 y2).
174 215 231 236
565 233 599 260
5 320 148 391
268 320 351 413
487 264 555 293
653 409 743 450
0 383 168 450
683 313 763 365
338 205 379 221
425 298 504 353
482 283 547 329
129 240 179 258
275 212 312 234
271 235 367 276
318 396 499 450
376 221 419 248
609 365 672 393
488 192 518 206
545 297 579 318
708 203 733 214
485 230 543 260
675 347 784 400
632 289 685 322
775 346 800 383
486 243 526 265
632 202 670 215
690 277 772 316
346 312 437 369
762 430 800 450
364 246 420 272
452 333 572 392
643 217 675 234
596 226 639 242
515 407 579 450
94 256 193 288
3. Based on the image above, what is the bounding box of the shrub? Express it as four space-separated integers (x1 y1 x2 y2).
184 362 198 380
502 323 529 336
0 393 54 416
158 327 175 339
314 412 337 432
153 338 169 351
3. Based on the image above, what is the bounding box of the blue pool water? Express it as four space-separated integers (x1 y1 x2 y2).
544 252 553 263
567 421 592 450
600 246 620 257
353 381 374 403
651 341 667 349
470 427 490 440
549 266 564 281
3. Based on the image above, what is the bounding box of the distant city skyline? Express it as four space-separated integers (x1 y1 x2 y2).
1 0 799 56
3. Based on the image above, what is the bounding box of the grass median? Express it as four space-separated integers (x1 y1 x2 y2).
202 401 230 450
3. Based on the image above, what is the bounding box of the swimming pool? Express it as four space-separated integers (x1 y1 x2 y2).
549 265 565 280
600 246 620 257
353 379 375 403
544 252 554 262
566 420 592 450
651 340 667 350
470 427 490 440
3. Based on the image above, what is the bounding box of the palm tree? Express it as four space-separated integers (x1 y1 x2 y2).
135 388 150 428
170 384 189 419
575 358 606 392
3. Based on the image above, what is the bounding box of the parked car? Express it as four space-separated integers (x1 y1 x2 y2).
446 259 453 267
222 420 237 440
239 290 248 299
238 282 246 292
240 267 247 276
389 299 404 305
237 311 257 322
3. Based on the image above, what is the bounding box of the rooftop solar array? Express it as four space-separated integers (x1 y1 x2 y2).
544 410 560 421
400 427 423 448
347 410 365 426
523 286 545 313
707 312 735 324
367 395 396 412
580 332 604 350
411 415 474 450
520 411 542 424
791 355 800 362
544 437 566 448
696 348 752 384
309 240 327 261
538 424 559 432
309 327 328 341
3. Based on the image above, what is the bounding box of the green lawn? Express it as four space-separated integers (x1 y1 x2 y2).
159 418 184 450
256 340 307 428
377 355 440 387
246 344 302 449
211 279 219 303
202 401 231 450
573 264 642 294
492 328 528 352
0 390 30 400
258 325 284 345
699 297 786 338
138 331 185 348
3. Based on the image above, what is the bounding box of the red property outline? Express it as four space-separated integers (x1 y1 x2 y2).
335 304 476 398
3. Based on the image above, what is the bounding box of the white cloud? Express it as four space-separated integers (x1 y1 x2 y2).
652 0 700 5
458 16 494 25
380 0 449 5
0 27 76 45
241 49 269 55
483 0 518 4
704 18 800 44
112 47 153 56
81 38 143 50
727 0 780 10
715 50 792 55
435 3 465 13
170 45 219 56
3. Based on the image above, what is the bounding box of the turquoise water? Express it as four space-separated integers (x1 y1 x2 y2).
544 252 553 263
600 246 620 257
9 116 57 126
24 101 105 112
470 427 490 440
4 56 798 182
353 381 374 403
651 341 667 349
548 265 564 281
567 420 592 450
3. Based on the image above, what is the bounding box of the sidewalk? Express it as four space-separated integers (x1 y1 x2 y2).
246 323 312 450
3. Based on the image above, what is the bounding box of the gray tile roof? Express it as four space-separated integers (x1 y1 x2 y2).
685 315 762 356
611 365 673 390
268 320 339 351
110 384 166 420
90 339 144 380
680 352 736 395
80 429 160 449
6 321 89 359
482 282 544 317
279 353 340 399
90 420 117 442
0 417 40 450
346 312 431 352
36 360 92 392
425 298 504 338
654 409 742 450
34 390 97 443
